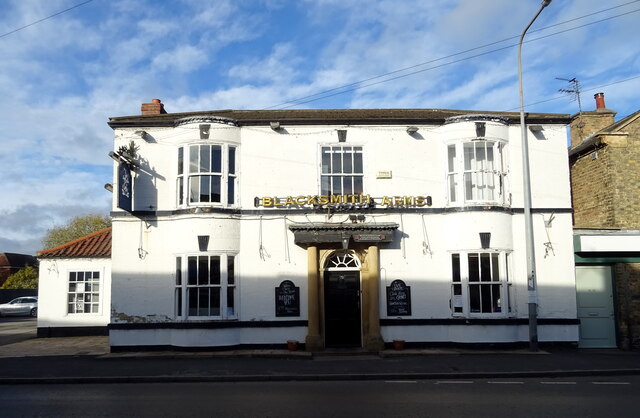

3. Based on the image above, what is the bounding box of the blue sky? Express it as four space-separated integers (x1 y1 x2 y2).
1 0 639 255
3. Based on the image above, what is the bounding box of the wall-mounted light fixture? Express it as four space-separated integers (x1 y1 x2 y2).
134 130 147 139
337 129 347 142
270 122 281 131
104 183 113 193
406 126 419 134
475 122 486 138
529 125 544 132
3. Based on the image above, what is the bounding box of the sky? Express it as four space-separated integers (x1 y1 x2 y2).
1 0 639 256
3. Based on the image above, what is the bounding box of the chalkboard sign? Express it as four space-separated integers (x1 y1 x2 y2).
276 280 300 317
386 279 411 316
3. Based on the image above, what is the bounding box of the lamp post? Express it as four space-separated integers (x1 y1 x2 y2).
518 0 552 352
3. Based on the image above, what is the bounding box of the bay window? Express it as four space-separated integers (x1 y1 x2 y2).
447 140 507 205
175 254 236 319
177 144 237 207
450 251 511 317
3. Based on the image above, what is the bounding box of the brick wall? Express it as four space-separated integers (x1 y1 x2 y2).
614 263 640 350
570 146 615 228
570 118 640 229
570 110 616 147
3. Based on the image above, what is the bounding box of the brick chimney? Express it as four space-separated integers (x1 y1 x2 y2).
141 99 167 115
570 92 616 148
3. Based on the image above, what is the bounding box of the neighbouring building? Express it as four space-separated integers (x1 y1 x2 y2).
36 228 112 337
0 253 37 288
105 100 578 351
570 93 640 349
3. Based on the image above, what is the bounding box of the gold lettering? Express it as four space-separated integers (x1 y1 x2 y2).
394 196 404 206
415 196 425 206
296 196 307 205
330 195 342 204
274 197 285 207
381 196 392 206
263 197 274 207
318 195 329 205
285 196 295 206
362 195 372 204
348 194 357 204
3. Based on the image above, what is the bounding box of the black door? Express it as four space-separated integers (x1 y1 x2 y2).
324 270 361 347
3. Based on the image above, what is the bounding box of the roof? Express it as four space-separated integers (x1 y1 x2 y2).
108 108 571 129
37 227 112 259
0 253 37 268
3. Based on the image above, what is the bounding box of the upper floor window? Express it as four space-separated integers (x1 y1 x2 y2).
447 140 507 205
320 145 363 195
177 144 237 207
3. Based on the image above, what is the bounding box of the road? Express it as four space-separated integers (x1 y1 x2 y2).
0 316 36 346
2 376 638 417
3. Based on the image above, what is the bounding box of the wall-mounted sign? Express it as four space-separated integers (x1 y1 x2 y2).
353 234 388 242
386 279 411 316
275 280 300 317
117 162 132 212
255 194 432 209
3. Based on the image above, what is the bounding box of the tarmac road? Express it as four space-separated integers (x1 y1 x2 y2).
0 316 36 346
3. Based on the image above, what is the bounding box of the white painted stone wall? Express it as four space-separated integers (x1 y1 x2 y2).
37 257 111 329
109 115 577 347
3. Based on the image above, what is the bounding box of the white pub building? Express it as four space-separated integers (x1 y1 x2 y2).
106 99 578 351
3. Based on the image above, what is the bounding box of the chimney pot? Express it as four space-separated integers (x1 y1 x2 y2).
594 92 606 110
152 98 161 104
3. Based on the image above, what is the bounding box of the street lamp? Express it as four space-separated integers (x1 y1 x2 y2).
518 0 552 352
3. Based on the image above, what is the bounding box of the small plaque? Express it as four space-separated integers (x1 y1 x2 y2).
386 279 411 316
376 170 392 179
275 280 300 317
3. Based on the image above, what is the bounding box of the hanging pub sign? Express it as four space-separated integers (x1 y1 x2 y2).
117 162 132 212
275 280 300 317
386 279 411 316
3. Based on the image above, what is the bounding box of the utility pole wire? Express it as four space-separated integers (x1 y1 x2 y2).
0 0 95 39
265 2 640 110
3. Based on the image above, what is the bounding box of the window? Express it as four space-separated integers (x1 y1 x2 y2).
450 252 510 316
447 141 506 205
320 146 363 195
175 254 236 319
177 144 237 207
68 271 100 314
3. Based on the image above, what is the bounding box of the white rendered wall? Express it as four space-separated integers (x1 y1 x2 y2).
109 116 577 347
37 258 111 328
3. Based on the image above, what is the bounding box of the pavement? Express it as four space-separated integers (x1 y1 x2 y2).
1 335 640 384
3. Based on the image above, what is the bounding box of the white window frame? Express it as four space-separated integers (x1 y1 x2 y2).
177 143 237 208
450 251 511 318
446 140 507 206
319 145 364 196
175 253 237 320
67 270 101 315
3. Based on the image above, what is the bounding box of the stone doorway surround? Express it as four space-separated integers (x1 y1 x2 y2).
289 222 397 351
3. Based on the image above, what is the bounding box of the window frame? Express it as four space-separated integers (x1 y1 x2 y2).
175 253 237 320
446 139 507 206
177 143 238 208
450 251 511 318
319 144 365 196
67 270 101 315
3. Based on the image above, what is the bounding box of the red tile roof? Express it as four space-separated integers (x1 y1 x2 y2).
37 227 111 258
